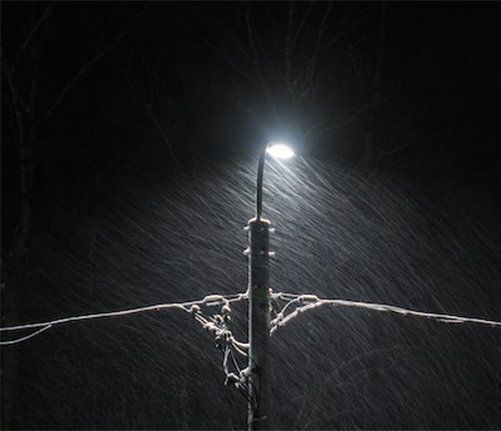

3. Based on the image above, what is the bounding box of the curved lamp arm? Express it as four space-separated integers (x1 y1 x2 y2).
256 145 267 220
255 141 294 220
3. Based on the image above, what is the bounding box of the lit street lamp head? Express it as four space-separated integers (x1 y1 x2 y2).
266 142 295 159
255 140 294 221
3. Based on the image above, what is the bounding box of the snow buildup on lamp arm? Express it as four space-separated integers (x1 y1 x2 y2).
269 292 501 335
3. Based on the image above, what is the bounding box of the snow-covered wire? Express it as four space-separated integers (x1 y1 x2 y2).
192 300 247 389
270 292 501 334
0 292 247 346
1 290 250 396
4 289 500 346
0 325 53 346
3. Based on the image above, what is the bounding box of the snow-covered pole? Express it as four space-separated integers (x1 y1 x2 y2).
246 141 293 430
246 143 271 430
246 215 271 430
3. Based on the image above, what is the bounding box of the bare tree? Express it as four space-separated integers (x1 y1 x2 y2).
1 4 143 426
200 1 395 154
123 49 183 167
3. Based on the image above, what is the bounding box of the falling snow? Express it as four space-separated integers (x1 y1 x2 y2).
2 158 500 428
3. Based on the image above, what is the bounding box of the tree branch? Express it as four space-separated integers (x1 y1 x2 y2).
200 37 251 80
303 2 333 98
1 50 26 145
37 7 147 129
242 2 277 121
11 3 55 76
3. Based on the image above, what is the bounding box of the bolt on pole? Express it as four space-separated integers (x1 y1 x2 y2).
247 217 271 431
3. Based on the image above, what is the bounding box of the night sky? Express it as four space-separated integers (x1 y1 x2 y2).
2 2 501 430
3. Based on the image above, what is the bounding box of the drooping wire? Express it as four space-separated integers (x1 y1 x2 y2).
0 325 53 346
269 292 501 335
0 292 247 346
3 290 500 346
0 289 253 404
3 285 500 416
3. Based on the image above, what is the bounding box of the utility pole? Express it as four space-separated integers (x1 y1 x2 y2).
246 141 293 430
247 217 271 431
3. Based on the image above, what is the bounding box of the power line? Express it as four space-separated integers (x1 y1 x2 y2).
0 292 247 346
0 325 53 346
2 290 500 347
270 292 501 334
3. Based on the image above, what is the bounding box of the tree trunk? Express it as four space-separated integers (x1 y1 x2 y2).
1 137 34 429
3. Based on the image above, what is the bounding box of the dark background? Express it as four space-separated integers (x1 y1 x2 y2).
2 2 501 430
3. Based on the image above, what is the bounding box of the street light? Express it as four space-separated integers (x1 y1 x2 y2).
247 140 294 430
256 141 295 221
266 142 295 160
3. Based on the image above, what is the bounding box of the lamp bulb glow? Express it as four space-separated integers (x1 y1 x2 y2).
266 142 294 159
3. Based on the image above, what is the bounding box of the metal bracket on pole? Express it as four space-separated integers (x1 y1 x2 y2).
246 217 271 431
